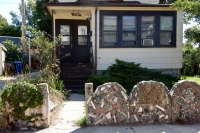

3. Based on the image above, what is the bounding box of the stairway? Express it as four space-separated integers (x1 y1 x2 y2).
60 63 93 93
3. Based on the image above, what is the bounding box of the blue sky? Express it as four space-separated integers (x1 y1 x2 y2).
0 0 24 24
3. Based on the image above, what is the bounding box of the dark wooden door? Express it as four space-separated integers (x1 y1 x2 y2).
56 20 90 63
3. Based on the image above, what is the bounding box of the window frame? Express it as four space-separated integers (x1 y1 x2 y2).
99 11 177 48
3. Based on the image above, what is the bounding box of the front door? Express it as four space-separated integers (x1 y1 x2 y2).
56 20 90 63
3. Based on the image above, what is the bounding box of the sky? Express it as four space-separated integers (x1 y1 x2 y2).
0 0 197 43
0 0 25 24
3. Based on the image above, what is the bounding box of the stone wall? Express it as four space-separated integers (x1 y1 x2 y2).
170 80 200 124
85 80 200 125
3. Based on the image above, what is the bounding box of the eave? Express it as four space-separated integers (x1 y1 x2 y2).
43 2 171 17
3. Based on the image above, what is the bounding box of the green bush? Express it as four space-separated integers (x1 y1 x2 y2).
1 81 43 122
3 39 22 61
87 59 179 94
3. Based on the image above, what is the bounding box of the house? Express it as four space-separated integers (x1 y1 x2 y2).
43 0 183 92
0 36 21 45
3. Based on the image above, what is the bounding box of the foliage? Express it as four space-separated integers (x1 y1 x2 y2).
25 29 68 98
87 59 179 94
34 0 52 35
9 0 52 35
184 26 200 46
0 25 21 37
0 14 8 29
182 43 200 75
3 40 22 61
181 75 200 85
0 14 21 37
0 82 43 122
0 91 3 111
171 0 200 46
77 116 87 127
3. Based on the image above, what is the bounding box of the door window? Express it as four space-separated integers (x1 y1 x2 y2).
60 25 70 45
78 25 87 45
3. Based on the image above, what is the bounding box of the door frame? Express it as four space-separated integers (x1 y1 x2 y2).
55 19 90 63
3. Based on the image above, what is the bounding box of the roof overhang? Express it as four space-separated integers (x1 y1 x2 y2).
43 2 171 17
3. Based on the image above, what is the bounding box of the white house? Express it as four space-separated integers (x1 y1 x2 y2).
43 0 183 91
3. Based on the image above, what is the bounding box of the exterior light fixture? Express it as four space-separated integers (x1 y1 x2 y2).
71 10 81 16
86 14 91 20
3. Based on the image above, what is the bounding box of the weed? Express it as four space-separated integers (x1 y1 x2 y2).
76 116 87 127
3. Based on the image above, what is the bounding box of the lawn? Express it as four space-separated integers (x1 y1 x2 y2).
181 75 200 85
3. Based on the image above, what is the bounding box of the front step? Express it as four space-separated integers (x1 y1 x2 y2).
60 63 92 92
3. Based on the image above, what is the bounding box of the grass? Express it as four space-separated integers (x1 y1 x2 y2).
76 116 87 127
0 76 10 79
181 75 200 85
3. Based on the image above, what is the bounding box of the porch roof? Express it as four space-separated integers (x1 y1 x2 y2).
43 1 170 17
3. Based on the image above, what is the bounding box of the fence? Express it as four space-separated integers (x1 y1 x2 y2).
85 80 200 125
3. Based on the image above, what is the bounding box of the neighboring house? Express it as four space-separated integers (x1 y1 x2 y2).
0 36 21 45
43 0 183 91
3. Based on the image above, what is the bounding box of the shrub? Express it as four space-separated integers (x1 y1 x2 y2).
1 81 43 122
3 40 22 61
87 59 179 94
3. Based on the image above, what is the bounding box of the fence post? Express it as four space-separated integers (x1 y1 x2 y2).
85 83 93 125
39 83 50 127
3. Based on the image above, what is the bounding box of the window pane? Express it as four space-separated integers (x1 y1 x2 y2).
160 16 173 30
60 25 70 35
123 31 136 41
141 16 155 30
141 31 154 38
78 36 87 45
78 25 87 35
123 16 136 31
103 16 117 31
160 31 172 45
103 32 117 46
61 36 70 45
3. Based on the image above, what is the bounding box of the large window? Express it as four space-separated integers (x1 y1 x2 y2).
160 16 173 45
102 16 117 47
122 16 137 47
100 11 177 48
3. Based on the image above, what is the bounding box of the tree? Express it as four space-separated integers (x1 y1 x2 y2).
0 14 8 29
184 26 200 46
0 25 21 37
0 14 21 37
10 0 52 35
171 0 200 46
34 0 52 35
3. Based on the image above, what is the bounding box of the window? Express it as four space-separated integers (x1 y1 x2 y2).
100 11 176 48
60 25 70 45
122 16 137 47
160 16 173 45
141 16 155 46
102 16 117 47
78 25 87 45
